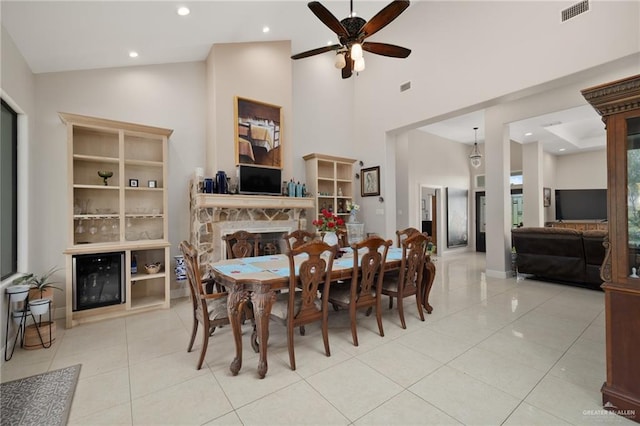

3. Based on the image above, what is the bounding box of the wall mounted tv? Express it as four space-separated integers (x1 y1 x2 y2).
237 165 282 195
555 189 607 221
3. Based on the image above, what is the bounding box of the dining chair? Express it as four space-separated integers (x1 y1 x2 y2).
180 240 230 370
222 230 261 259
396 227 421 248
283 229 316 251
382 232 429 329
270 240 337 370
328 236 392 346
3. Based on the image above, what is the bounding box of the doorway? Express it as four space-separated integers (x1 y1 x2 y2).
420 187 439 254
475 188 523 252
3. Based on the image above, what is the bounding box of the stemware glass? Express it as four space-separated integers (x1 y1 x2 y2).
75 219 85 234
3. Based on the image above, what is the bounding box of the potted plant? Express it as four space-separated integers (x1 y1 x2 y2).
13 266 63 301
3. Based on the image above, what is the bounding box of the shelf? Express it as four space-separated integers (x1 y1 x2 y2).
130 295 166 310
74 154 120 163
74 184 120 190
125 159 163 167
131 272 165 282
125 187 163 192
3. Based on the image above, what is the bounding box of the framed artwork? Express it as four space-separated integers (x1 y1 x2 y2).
234 96 282 168
446 187 468 248
361 166 380 197
543 187 551 207
129 179 138 187
148 180 157 188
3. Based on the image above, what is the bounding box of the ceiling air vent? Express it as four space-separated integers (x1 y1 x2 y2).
561 0 589 22
400 81 411 92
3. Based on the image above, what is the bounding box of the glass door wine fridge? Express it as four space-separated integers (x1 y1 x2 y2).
72 252 125 311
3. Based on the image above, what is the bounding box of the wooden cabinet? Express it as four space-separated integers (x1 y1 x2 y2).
548 221 608 231
60 113 173 327
582 74 640 422
303 153 356 225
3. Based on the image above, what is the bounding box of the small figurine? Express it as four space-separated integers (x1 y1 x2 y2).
631 267 639 278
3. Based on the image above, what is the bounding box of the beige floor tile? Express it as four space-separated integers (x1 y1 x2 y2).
354 390 462 425
203 411 244 425
502 402 571 425
0 359 50 383
68 401 132 425
306 358 403 421
395 327 474 364
477 332 564 371
68 367 131 421
126 327 188 365
236 380 350 425
50 343 128 380
409 365 521 425
131 374 233 425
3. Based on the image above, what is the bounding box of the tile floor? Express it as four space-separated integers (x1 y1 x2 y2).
1 252 636 425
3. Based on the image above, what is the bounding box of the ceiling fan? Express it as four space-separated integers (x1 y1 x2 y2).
291 0 411 79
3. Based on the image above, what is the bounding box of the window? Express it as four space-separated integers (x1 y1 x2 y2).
1 99 18 280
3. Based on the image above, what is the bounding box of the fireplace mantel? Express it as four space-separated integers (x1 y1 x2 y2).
193 193 314 210
189 183 315 266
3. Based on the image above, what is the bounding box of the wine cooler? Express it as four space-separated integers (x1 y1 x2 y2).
72 252 125 311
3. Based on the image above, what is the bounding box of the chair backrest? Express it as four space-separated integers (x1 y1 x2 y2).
398 232 429 290
351 236 392 303
286 240 337 322
396 227 421 248
283 230 316 251
336 229 349 248
222 230 260 259
180 240 218 317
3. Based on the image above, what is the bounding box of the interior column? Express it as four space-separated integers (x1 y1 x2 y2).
522 141 545 227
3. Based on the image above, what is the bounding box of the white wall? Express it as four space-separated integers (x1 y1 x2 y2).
32 62 206 308
555 149 607 189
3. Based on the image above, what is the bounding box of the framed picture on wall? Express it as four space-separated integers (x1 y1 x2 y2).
361 166 380 197
543 187 551 207
234 97 282 169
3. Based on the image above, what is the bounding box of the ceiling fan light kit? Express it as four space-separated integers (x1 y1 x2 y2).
291 0 411 79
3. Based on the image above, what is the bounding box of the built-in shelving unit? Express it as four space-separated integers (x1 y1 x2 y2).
61 112 173 328
303 153 356 225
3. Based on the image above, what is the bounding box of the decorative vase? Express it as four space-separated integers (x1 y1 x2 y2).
174 255 187 281
349 211 358 223
322 231 339 247
28 298 50 316
346 222 365 245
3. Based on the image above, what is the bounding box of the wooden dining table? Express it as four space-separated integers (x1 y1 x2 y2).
208 246 436 378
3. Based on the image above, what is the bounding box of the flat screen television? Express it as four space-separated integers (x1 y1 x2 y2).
237 165 282 195
555 189 607 221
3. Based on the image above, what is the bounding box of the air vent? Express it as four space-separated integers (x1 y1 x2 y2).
400 81 411 92
561 0 589 22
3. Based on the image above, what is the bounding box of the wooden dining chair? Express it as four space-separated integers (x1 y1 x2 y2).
222 230 261 259
180 240 230 370
270 240 337 370
283 229 316 251
396 227 421 248
382 232 429 329
328 236 392 346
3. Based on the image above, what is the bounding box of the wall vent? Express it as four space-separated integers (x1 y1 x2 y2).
561 0 589 22
400 81 411 92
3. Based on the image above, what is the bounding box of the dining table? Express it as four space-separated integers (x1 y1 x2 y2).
208 246 436 378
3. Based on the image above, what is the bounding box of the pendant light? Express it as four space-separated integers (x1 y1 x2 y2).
469 127 482 168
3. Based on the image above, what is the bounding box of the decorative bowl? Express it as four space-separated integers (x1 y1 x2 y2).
97 170 113 186
145 262 162 274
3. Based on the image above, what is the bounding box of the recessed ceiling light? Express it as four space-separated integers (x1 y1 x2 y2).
559 148 566 152
525 132 533 136
263 26 270 33
177 6 190 16
129 51 139 58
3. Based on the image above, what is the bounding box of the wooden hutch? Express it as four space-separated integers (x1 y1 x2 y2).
582 74 640 423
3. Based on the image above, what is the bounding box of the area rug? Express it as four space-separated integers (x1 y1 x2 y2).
1 364 81 426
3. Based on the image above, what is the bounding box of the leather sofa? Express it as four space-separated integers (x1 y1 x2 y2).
511 227 607 290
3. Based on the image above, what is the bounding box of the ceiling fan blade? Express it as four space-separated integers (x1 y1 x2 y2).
363 42 411 58
291 44 341 60
342 51 353 79
308 1 349 39
359 0 410 39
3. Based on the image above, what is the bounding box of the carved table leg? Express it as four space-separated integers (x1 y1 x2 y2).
422 258 436 314
252 288 276 379
227 287 246 376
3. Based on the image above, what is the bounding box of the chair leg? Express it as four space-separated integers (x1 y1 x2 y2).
350 305 358 347
287 324 296 370
322 320 331 357
187 317 198 352
397 296 407 329
375 301 384 337
415 292 425 322
388 296 393 309
197 322 209 370
251 324 259 353
299 325 306 336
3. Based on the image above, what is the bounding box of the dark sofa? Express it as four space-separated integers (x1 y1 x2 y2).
511 227 607 290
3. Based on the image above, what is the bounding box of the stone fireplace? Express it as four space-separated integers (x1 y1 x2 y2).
189 181 314 268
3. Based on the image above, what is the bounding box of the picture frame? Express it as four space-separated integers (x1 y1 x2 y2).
234 96 282 169
129 179 138 187
148 180 157 188
543 187 551 207
361 166 380 197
